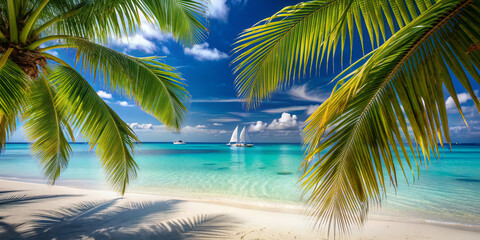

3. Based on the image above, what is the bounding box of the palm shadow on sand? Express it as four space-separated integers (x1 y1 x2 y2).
19 199 239 240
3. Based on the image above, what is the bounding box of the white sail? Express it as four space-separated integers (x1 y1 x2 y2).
244 128 251 143
239 127 246 144
229 126 239 144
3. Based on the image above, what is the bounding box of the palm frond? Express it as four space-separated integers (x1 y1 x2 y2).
0 111 17 149
232 0 437 107
0 60 29 147
64 37 189 130
50 65 138 194
36 0 208 44
23 74 72 184
301 0 480 234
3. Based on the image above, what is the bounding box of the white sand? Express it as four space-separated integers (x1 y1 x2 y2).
0 179 479 240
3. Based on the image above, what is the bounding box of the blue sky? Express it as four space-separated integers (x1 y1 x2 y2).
9 0 480 143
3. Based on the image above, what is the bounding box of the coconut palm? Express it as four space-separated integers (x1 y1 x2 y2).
0 0 208 194
232 0 480 234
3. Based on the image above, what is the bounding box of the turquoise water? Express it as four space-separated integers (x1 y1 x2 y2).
0 143 479 226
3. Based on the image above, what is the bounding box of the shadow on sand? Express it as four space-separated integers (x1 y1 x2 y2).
1 196 239 240
0 194 81 206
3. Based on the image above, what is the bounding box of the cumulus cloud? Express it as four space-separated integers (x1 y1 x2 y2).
213 123 223 126
445 92 473 111
129 123 154 129
288 84 329 102
195 125 206 128
112 13 173 53
184 43 229 61
97 90 112 99
267 113 299 130
116 101 134 107
209 0 229 21
249 121 267 132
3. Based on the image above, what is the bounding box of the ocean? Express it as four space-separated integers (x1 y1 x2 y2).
0 143 479 227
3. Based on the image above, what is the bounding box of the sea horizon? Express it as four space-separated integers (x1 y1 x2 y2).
1 142 479 229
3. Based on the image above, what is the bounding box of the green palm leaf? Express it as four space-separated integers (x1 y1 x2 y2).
63 37 189 130
0 59 30 147
301 0 480 234
50 65 139 194
24 74 72 184
34 0 208 44
232 0 436 107
0 0 208 194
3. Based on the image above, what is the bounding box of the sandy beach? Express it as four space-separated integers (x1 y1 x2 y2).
0 179 479 239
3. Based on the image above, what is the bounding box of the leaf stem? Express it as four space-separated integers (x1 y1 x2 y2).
7 0 17 43
0 48 13 70
26 35 70 50
20 0 50 43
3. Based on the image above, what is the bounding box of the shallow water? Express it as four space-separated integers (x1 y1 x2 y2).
0 143 479 226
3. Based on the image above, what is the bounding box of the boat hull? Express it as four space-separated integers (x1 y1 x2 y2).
230 143 254 147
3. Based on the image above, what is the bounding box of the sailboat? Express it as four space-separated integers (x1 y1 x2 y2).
227 126 253 147
173 133 186 144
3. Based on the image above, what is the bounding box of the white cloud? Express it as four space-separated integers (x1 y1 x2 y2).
184 43 229 61
262 104 320 115
116 101 134 107
267 113 299 130
129 123 154 130
183 125 227 134
209 118 241 122
445 92 473 110
97 90 113 99
249 121 267 132
450 125 468 133
306 104 320 115
114 34 156 53
229 112 250 118
288 84 329 102
161 46 170 55
112 13 174 53
46 50 58 57
262 106 308 114
209 0 229 21
213 123 223 126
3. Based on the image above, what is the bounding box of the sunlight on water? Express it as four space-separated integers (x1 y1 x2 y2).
0 143 479 226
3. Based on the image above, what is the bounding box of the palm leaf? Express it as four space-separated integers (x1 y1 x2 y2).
301 0 480 234
0 60 29 148
50 65 138 194
62 37 189 130
23 73 72 184
231 0 437 107
34 0 208 44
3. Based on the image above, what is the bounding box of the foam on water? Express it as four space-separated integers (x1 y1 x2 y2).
0 143 479 227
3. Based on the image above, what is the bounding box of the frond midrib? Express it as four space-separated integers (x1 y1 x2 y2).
239 0 342 100
322 0 472 203
40 75 63 181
